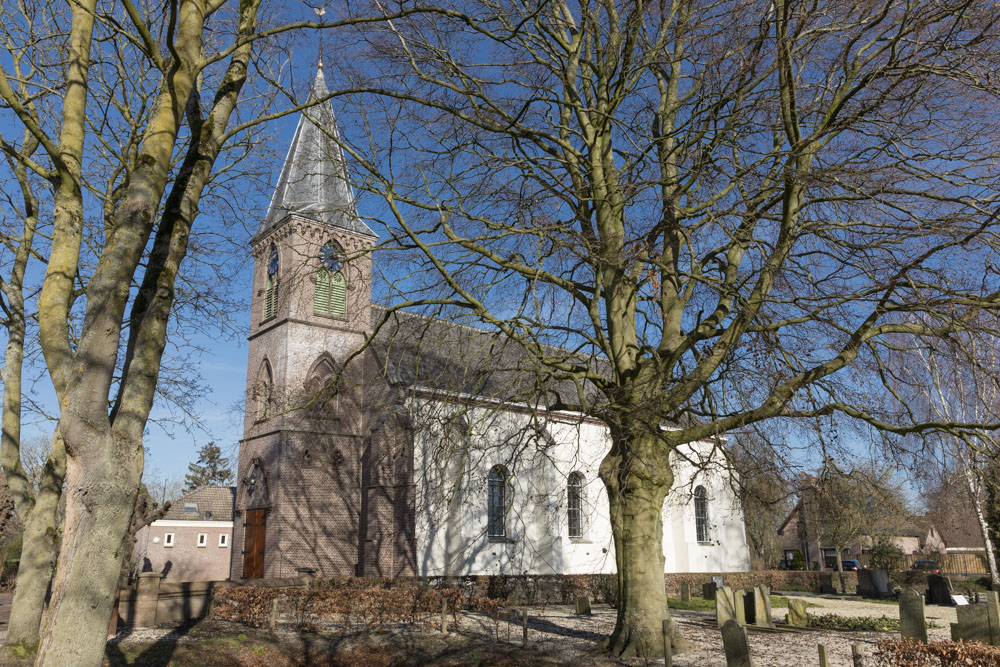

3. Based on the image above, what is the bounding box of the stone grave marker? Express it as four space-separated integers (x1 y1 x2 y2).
742 590 756 626
926 574 954 605
713 575 725 588
870 569 891 597
733 589 748 626
574 595 592 615
680 581 691 602
704 581 719 601
716 586 737 628
786 598 808 627
857 569 875 597
721 619 754 667
953 602 992 644
817 573 835 595
753 584 774 628
899 589 928 643
952 594 969 606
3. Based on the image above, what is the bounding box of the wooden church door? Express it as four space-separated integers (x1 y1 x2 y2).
242 509 267 579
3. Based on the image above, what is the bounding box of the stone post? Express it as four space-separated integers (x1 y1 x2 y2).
134 572 163 628
680 581 691 602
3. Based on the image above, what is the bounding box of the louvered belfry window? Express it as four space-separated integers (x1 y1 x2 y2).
315 241 346 317
264 246 279 319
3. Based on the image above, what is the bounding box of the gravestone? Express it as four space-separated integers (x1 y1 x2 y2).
680 581 691 602
716 586 738 628
733 589 748 626
953 602 992 644
817 573 835 595
721 619 754 667
786 598 808 627
704 581 719 601
857 569 875 597
753 584 774 628
574 596 591 615
713 575 725 588
870 569 892 597
926 574 954 605
899 589 928 643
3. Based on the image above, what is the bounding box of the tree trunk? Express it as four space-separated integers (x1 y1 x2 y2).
835 549 846 595
963 463 1000 590
4 434 65 651
599 438 686 658
34 433 141 666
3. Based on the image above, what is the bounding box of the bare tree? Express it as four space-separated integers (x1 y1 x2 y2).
311 0 1000 655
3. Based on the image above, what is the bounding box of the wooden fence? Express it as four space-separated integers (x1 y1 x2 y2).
854 552 989 576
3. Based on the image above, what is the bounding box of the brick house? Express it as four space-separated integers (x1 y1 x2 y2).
134 486 235 582
231 65 751 581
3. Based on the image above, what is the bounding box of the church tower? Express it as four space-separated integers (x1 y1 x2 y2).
232 65 378 580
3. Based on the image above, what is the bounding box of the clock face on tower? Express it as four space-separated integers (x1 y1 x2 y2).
320 242 343 271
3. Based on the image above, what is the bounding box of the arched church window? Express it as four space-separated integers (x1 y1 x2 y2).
694 485 710 543
264 246 279 320
567 472 585 538
487 465 509 539
258 360 273 421
315 241 346 317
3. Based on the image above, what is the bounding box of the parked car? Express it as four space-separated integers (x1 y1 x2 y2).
840 559 863 571
911 559 941 573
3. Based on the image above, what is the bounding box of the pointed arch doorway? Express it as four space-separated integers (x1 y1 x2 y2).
239 457 271 579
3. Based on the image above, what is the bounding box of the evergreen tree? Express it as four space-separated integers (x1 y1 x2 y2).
183 443 233 492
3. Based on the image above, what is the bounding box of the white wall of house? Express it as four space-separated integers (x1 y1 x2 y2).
410 393 750 576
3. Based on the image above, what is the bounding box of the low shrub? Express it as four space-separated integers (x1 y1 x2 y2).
873 638 1000 666
806 613 900 632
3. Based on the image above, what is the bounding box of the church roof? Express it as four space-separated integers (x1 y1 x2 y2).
260 66 375 238
368 307 609 410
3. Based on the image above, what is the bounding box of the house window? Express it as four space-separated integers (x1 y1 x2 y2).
197 533 208 548
219 534 229 548
567 472 585 538
164 533 175 547
487 465 509 539
694 486 710 543
184 502 198 514
264 246 279 319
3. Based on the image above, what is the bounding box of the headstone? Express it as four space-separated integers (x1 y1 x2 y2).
818 644 830 667
720 619 754 667
704 581 719 601
716 586 737 628
953 595 969 606
786 598 808 627
857 569 875 597
870 569 892 597
818 573 835 595
574 595 592 615
984 591 1000 645
899 589 928 643
713 575 725 588
926 575 954 605
680 581 691 602
733 589 747 626
954 602 992 644
753 584 774 628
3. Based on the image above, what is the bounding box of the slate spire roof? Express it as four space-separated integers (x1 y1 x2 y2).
260 65 375 237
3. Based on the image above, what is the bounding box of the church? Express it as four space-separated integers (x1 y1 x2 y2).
230 66 750 581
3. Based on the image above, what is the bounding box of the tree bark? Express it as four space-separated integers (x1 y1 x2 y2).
599 435 686 658
835 549 846 595
4 435 65 650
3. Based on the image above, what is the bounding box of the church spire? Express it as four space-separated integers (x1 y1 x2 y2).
260 66 374 237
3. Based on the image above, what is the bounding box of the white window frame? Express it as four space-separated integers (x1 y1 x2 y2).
164 532 175 548
219 533 229 548
197 533 208 548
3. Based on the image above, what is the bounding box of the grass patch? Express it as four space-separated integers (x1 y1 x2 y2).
857 597 899 605
667 595 817 611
